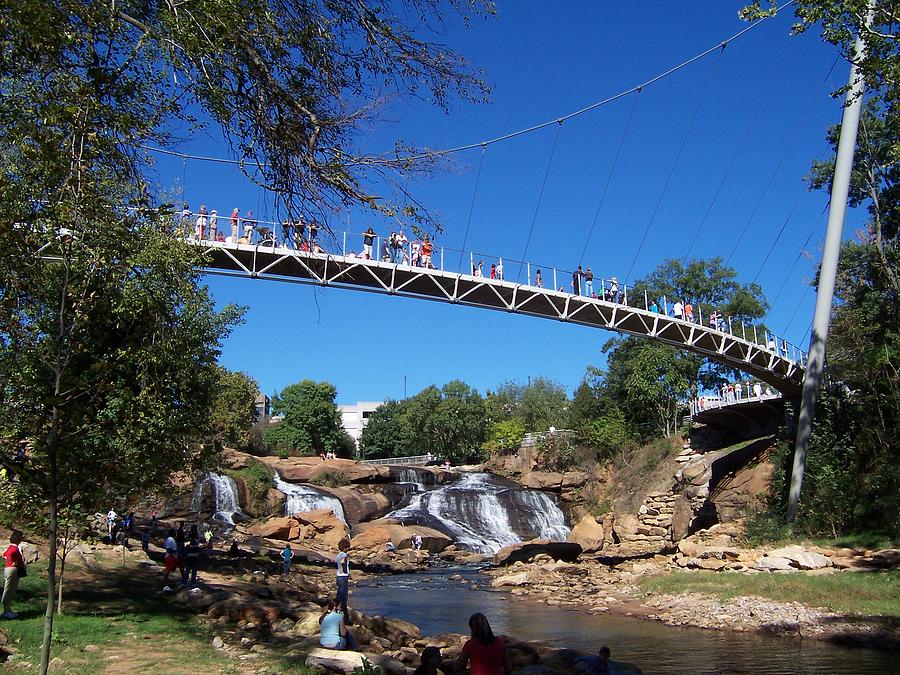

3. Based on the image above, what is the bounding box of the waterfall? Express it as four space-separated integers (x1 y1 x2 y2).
273 472 347 525
192 473 244 525
387 472 570 554
393 467 426 492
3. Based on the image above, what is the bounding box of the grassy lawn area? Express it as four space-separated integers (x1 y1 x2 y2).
639 569 900 617
1 560 316 673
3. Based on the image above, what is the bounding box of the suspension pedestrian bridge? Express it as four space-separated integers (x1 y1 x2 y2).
191 237 806 397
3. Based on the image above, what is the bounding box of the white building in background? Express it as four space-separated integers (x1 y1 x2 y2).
339 401 383 446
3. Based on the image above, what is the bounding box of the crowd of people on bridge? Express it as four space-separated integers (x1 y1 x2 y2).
691 380 778 414
177 205 803 364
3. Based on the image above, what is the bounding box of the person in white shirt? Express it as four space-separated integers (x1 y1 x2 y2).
673 300 684 320
163 528 179 585
106 509 117 538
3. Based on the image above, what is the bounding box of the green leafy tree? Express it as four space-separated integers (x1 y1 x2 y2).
426 380 488 463
0 219 241 669
482 419 526 456
599 338 693 438
266 381 345 456
631 257 770 394
519 377 570 432
1 2 491 670
358 400 411 460
568 380 603 430
209 367 260 451
579 407 634 462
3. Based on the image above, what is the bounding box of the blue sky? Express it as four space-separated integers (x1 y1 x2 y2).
148 1 858 403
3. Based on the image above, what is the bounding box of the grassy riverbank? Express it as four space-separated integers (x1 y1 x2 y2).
1 561 315 673
639 569 900 617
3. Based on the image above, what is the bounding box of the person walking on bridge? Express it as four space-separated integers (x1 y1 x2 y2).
534 269 543 288
584 267 593 297
421 236 433 268
230 208 239 240
362 227 375 259
572 266 583 296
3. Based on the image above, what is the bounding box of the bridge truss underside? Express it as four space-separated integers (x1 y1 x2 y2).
198 242 804 397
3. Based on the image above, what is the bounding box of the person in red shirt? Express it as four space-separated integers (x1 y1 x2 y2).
455 612 511 675
3 530 26 619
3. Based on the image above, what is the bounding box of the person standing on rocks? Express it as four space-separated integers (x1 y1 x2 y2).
455 612 511 675
335 538 352 624
282 544 294 575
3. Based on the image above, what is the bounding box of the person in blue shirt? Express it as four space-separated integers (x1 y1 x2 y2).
319 598 358 651
281 544 294 575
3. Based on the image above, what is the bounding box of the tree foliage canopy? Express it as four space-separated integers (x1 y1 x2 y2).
209 367 259 451
266 380 347 456
0 0 492 233
359 380 487 463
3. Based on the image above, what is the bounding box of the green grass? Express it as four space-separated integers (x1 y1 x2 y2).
639 569 900 617
1 561 318 673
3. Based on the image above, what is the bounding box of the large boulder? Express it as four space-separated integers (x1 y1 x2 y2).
567 515 605 552
521 471 589 491
244 510 349 549
221 447 257 469
305 648 407 675
314 486 391 525
520 472 564 490
766 545 831 570
493 540 582 566
363 615 421 646
248 516 295 540
258 456 390 483
350 520 452 553
293 509 349 549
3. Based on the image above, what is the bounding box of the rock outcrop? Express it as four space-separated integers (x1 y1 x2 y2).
242 509 348 549
350 519 452 553
493 540 582 566
520 471 589 491
257 456 390 483
567 515 606 553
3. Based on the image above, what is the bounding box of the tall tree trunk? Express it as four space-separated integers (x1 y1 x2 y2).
57 528 68 615
40 421 59 674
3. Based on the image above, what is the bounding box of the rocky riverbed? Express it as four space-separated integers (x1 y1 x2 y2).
480 523 900 651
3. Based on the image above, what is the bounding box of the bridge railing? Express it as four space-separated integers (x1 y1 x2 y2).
173 207 807 366
689 391 782 417
362 454 438 467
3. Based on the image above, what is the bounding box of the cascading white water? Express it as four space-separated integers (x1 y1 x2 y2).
392 467 427 492
273 472 347 524
192 473 244 525
387 472 570 554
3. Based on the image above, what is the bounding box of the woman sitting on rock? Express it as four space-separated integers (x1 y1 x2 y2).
455 612 511 675
318 597 358 651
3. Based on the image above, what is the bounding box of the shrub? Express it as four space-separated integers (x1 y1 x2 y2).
310 470 349 488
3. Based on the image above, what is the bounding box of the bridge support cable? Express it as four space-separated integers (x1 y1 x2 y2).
725 55 840 267
789 4 873 522
516 121 563 283
578 89 642 268
624 44 726 285
457 145 487 270
750 189 805 285
763 202 828 325
681 50 788 263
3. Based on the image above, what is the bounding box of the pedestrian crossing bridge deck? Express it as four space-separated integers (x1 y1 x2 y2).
195 240 805 397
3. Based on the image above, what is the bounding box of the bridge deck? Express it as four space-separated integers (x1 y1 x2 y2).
196 241 805 396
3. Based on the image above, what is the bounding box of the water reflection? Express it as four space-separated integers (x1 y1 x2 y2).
352 569 894 674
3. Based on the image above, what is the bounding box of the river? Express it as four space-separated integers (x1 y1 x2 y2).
352 567 895 674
